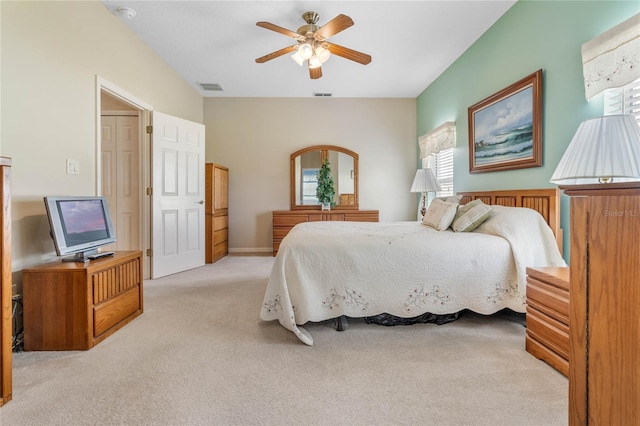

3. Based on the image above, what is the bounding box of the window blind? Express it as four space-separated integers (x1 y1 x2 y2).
604 77 640 125
424 147 454 199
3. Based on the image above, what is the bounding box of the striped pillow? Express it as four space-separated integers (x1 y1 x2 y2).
452 200 492 232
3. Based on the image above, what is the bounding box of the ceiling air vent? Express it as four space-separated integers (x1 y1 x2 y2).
313 92 332 97
199 83 223 91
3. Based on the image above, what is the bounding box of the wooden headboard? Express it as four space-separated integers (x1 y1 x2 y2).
457 188 562 254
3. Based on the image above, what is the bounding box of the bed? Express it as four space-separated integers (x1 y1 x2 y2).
261 188 566 345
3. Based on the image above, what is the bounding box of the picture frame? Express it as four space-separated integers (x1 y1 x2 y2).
468 69 542 173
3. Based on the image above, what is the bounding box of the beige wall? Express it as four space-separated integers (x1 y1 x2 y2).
1 1 203 269
1 1 418 268
204 98 418 252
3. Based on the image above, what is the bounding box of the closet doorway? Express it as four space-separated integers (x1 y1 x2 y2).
100 92 141 254
97 78 151 279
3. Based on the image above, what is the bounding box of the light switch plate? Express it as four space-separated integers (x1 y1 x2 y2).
66 159 80 175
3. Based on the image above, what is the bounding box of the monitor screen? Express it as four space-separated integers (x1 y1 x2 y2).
57 199 110 246
44 196 116 260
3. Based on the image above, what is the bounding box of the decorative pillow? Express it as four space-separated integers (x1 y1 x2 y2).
422 199 458 231
452 199 493 232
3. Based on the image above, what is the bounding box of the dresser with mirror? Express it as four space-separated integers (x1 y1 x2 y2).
272 145 379 256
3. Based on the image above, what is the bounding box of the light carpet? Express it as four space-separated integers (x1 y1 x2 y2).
0 256 568 426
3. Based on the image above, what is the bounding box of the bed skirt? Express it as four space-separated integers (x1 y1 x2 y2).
363 311 461 326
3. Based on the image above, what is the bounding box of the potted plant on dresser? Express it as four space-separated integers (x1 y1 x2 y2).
316 158 335 211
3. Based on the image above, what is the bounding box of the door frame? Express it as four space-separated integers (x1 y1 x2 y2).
95 76 152 279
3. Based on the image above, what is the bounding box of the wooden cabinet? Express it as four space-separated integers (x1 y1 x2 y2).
205 163 229 263
562 182 640 425
22 251 143 351
272 209 379 256
525 266 570 377
0 157 11 406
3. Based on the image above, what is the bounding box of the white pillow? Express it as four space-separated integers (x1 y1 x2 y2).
422 199 458 231
452 200 492 232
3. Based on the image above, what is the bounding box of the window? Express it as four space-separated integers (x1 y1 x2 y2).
301 168 319 205
423 147 454 203
604 77 640 124
418 122 456 206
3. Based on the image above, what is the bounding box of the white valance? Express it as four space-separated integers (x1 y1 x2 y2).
419 121 456 159
582 12 640 100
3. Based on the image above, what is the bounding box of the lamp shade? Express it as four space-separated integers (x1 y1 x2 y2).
410 168 441 193
298 43 313 60
291 51 305 66
550 115 640 185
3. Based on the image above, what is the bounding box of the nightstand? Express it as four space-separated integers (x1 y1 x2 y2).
525 266 569 376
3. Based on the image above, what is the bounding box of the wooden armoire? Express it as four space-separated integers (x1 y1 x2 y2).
563 182 640 425
0 157 12 406
205 164 229 263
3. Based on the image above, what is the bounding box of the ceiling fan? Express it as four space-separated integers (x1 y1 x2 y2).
255 11 372 80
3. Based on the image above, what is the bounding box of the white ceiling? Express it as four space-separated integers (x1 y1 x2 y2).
100 1 516 98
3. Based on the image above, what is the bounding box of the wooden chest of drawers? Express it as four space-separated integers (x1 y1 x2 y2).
205 163 228 263
525 266 570 376
272 209 379 256
22 251 143 351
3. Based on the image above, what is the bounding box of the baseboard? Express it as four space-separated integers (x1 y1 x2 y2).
229 248 272 256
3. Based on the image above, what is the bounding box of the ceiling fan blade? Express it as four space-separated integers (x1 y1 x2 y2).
315 14 354 39
256 21 301 39
255 45 297 63
325 42 372 65
309 66 322 80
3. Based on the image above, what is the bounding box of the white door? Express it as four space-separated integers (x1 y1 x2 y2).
151 111 205 278
101 114 141 251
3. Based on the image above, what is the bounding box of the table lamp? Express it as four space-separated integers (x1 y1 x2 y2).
410 168 441 218
550 115 640 185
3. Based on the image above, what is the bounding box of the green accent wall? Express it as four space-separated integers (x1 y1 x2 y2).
416 0 640 261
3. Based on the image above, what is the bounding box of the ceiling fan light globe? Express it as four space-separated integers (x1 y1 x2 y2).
291 51 305 66
316 46 331 63
299 43 313 60
308 56 322 69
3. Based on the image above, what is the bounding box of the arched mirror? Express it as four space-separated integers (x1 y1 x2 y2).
290 145 359 210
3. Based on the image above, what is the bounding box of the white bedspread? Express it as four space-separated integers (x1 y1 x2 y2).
261 206 566 345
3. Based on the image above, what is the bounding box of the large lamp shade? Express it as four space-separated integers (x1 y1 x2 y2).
550 115 640 185
410 168 441 193
410 168 441 219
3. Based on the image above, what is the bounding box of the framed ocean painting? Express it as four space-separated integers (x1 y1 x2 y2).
468 69 542 173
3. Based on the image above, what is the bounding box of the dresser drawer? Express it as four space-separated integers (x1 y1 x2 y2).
345 213 379 222
526 306 569 360
214 229 228 245
213 215 228 231
526 277 569 325
525 266 569 376
214 241 228 260
525 336 569 377
273 215 309 227
94 286 141 338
